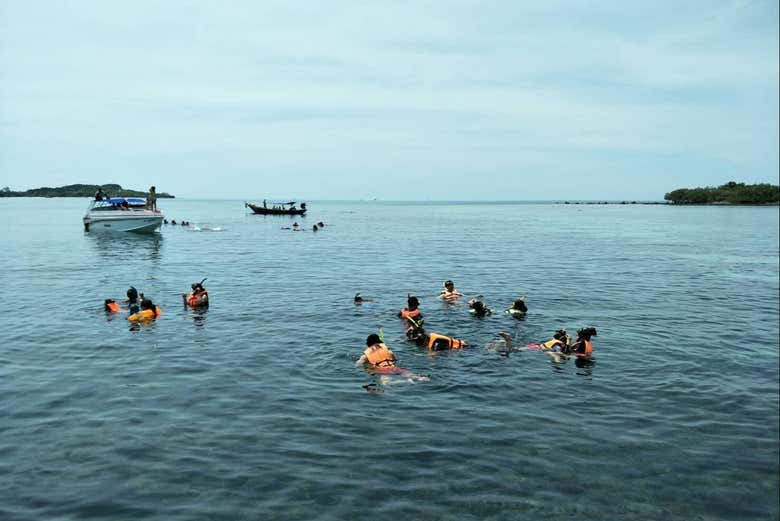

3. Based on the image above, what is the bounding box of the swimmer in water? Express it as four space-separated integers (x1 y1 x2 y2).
124 286 141 314
399 295 424 335
104 299 123 312
128 298 162 322
407 325 467 351
357 334 429 391
507 296 528 317
468 298 492 317
354 292 375 305
439 280 463 301
570 327 597 357
183 278 209 307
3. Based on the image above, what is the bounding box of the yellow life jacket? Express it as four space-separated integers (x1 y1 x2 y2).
128 307 163 322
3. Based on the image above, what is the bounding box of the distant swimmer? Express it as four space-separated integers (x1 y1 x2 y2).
407 326 467 351
506 296 528 317
128 298 162 322
354 292 375 305
184 278 209 307
468 298 492 317
439 280 463 301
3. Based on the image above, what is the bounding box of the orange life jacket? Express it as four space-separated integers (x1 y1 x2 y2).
128 307 163 322
187 290 208 307
106 301 121 312
364 344 396 367
440 291 460 301
400 308 420 320
425 333 465 350
572 339 593 356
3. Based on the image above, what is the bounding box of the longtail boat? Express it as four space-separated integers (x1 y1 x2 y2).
245 201 307 216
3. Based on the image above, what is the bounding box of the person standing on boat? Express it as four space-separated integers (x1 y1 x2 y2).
263 199 267 209
147 186 157 211
95 188 106 201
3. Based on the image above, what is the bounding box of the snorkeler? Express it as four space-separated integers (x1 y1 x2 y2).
357 334 400 372
439 280 463 301
184 278 209 307
399 295 423 321
354 292 375 305
570 327 597 357
407 325 467 351
104 299 123 312
124 286 141 314
507 296 528 317
468 298 492 317
128 298 162 322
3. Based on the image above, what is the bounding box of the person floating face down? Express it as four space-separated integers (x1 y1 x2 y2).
184 278 209 307
405 322 467 351
357 334 399 374
570 327 597 356
440 280 463 301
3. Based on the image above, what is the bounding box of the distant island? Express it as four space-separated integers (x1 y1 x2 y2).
664 181 779 205
0 183 174 198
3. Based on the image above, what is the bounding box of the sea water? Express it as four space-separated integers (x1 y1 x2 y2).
0 198 777 520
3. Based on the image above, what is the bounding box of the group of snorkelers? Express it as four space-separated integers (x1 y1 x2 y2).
281 221 326 232
163 219 191 226
103 279 209 322
356 280 597 376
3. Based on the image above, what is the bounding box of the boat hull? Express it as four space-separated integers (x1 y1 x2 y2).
83 214 163 233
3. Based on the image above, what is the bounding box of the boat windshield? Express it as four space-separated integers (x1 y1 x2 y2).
89 197 148 210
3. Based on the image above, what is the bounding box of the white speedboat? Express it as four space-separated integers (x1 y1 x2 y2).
83 197 164 233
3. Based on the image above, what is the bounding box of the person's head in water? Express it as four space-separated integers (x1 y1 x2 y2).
443 280 455 291
469 299 488 316
354 293 363 303
407 295 419 310
577 327 597 340
512 297 528 312
127 286 139 303
366 333 381 346
191 278 207 294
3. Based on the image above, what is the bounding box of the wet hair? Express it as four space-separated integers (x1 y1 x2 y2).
470 300 488 316
577 327 597 340
553 329 567 341
354 293 363 303
444 280 454 288
513 299 528 312
407 296 419 308
127 286 139 302
366 334 381 346
141 298 158 317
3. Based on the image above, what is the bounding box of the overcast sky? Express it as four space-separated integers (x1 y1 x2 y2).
1 1 777 200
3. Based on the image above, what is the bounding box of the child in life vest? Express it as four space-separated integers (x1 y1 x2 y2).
184 278 209 307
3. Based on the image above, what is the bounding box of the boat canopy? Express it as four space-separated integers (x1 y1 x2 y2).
107 197 146 205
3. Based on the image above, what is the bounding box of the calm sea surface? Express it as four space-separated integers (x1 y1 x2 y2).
0 198 778 521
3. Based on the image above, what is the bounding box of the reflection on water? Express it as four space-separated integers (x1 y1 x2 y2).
188 307 208 327
85 231 163 262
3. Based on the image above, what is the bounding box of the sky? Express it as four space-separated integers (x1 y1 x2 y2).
0 1 777 200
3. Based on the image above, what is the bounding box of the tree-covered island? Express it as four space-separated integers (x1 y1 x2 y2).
0 184 174 198
664 181 779 205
